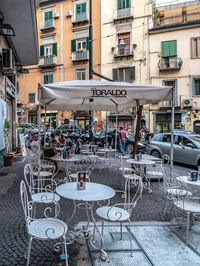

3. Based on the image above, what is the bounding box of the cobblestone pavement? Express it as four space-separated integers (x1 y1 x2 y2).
0 156 195 266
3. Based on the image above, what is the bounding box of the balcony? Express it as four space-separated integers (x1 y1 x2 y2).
40 19 55 32
114 45 134 60
39 56 57 68
113 7 134 24
72 12 89 26
158 57 183 71
71 50 89 62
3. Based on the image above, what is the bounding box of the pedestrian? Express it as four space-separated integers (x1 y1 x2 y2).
57 133 67 146
119 126 126 154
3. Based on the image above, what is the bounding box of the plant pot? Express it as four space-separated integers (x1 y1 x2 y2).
16 146 22 154
4 154 14 166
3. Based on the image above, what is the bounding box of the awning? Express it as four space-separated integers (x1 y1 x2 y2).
40 80 172 112
1 0 38 66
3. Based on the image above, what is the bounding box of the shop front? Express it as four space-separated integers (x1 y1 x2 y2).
73 111 89 130
154 112 183 133
41 111 57 129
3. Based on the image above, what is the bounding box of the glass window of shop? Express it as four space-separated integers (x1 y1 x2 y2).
155 113 183 133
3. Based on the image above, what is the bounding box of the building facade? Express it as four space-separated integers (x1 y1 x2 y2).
0 0 38 161
149 1 200 133
101 0 153 130
19 0 102 130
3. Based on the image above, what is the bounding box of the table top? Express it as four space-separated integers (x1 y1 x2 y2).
51 156 81 162
98 149 116 152
177 176 200 186
83 144 98 147
142 154 162 161
126 158 155 165
56 182 115 201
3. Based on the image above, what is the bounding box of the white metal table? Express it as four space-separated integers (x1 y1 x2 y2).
56 182 115 259
177 176 200 186
126 158 156 193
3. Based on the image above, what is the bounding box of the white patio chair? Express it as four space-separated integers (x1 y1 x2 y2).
29 161 55 179
20 180 68 266
161 172 192 220
24 164 60 217
146 161 165 186
96 177 143 257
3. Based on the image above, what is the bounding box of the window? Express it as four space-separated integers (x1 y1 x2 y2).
161 40 177 58
113 67 135 82
44 11 53 21
162 80 178 106
75 68 87 80
71 38 89 52
28 93 35 103
118 32 130 55
192 77 200 96
162 134 171 143
182 12 187 23
40 43 57 57
75 2 87 21
191 37 200 58
117 0 131 9
43 73 54 84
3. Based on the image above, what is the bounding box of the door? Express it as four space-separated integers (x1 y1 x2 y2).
44 45 52 56
194 120 200 134
174 135 196 164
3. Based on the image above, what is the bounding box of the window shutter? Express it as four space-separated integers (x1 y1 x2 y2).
82 2 86 13
169 40 177 57
161 41 170 57
44 12 49 21
76 4 81 14
86 37 89 50
129 66 135 82
53 43 57 56
49 11 53 20
192 77 195 96
40 45 44 57
71 39 76 52
117 0 121 9
49 75 53 84
126 0 131 8
113 68 118 81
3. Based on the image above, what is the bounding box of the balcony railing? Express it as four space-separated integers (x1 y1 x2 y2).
72 50 89 61
113 7 134 21
114 45 134 58
72 12 88 24
39 56 56 67
158 57 182 71
40 19 55 31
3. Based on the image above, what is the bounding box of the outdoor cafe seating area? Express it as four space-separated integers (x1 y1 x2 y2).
20 142 200 266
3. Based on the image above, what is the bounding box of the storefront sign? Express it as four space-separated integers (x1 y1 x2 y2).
91 88 127 98
0 99 6 150
6 77 16 98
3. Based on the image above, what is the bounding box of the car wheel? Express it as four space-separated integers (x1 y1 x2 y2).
126 144 133 154
151 150 161 158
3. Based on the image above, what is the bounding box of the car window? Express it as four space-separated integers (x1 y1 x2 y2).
153 135 163 142
162 134 171 143
190 136 200 145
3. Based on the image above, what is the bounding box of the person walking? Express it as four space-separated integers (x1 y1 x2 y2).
119 126 126 154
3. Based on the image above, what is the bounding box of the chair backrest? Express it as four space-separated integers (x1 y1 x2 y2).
20 180 32 222
24 164 34 194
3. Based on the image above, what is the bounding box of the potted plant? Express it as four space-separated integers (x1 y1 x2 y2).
4 120 14 166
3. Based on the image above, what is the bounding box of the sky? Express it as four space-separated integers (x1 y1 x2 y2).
156 0 194 6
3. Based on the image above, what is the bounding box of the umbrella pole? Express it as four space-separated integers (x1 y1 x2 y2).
133 105 143 158
105 111 108 148
170 87 175 173
115 104 118 157
44 104 46 146
37 85 41 181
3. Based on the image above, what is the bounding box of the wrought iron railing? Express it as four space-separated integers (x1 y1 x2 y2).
113 7 134 20
158 57 182 71
114 45 133 57
40 19 55 30
39 56 56 66
72 50 89 61
73 12 88 22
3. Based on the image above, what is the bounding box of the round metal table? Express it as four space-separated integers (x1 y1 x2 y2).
56 182 115 259
177 176 200 186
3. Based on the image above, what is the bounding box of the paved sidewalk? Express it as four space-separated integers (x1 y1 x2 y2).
0 155 194 265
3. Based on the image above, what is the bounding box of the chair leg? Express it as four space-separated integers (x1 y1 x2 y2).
62 236 68 266
26 236 32 266
186 211 190 245
101 220 104 237
128 220 133 257
161 196 168 220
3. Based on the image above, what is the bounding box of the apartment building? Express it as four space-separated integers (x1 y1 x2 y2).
101 0 153 129
149 1 200 133
0 0 38 160
19 0 101 129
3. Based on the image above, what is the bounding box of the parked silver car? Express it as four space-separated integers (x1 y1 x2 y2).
147 133 200 167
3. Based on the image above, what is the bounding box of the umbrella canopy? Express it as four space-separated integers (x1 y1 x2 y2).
40 80 172 111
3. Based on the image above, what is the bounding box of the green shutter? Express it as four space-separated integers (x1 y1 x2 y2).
53 43 57 56
117 0 121 9
192 77 195 96
86 37 89 50
76 4 81 14
49 74 53 84
44 11 53 20
169 40 177 57
129 66 135 82
161 41 170 57
40 45 44 57
82 2 86 13
71 39 76 52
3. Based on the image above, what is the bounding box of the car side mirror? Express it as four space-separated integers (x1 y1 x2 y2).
187 143 196 149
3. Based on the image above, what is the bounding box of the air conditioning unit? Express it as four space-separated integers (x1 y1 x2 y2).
183 98 193 108
53 12 59 18
1 48 15 74
66 10 73 17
